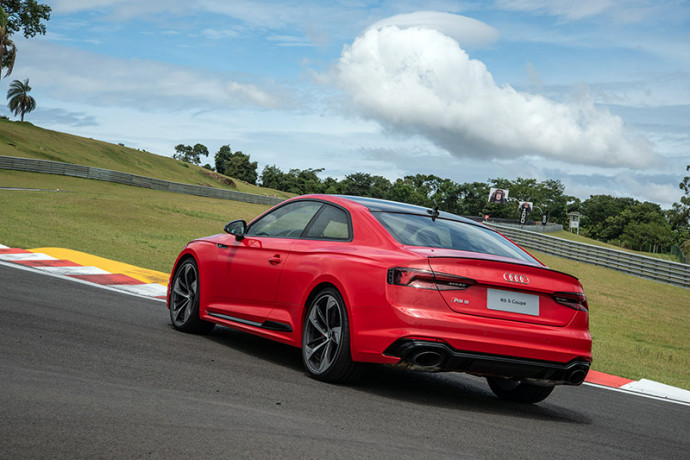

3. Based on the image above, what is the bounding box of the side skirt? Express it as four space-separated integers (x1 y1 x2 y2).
207 311 293 333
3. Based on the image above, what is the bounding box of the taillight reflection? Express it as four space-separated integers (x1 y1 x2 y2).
387 268 475 291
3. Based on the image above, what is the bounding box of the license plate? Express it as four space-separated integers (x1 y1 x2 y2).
487 289 539 316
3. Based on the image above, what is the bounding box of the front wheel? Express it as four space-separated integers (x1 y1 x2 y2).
302 288 361 383
487 377 555 403
169 258 214 334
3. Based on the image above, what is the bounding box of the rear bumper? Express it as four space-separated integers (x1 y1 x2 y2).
349 299 591 370
384 338 590 385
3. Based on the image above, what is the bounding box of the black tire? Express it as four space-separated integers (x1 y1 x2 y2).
487 377 555 403
302 288 361 383
169 258 214 334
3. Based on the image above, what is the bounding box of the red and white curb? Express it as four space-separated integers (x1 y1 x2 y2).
0 244 167 300
584 370 690 405
2 244 688 405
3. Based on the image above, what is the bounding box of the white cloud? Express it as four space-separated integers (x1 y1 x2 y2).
226 82 280 108
368 11 499 49
267 35 314 47
51 0 126 13
496 0 613 21
495 0 682 25
201 28 240 40
561 170 683 210
332 21 657 168
51 0 187 18
14 39 287 111
30 107 99 127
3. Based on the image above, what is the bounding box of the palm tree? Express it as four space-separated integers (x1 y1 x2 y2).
0 7 16 80
7 78 36 121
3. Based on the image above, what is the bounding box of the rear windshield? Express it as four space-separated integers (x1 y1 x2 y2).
373 212 539 263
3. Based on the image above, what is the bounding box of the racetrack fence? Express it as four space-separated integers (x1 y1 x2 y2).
0 155 283 206
488 223 690 289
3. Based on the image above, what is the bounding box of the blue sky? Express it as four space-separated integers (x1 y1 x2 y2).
7 0 690 209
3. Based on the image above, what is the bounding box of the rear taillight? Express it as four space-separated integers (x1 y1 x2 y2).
552 291 588 311
387 268 475 291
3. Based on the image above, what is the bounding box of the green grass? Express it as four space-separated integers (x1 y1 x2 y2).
1 121 688 390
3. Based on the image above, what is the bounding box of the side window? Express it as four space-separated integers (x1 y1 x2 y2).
247 201 322 238
303 204 351 240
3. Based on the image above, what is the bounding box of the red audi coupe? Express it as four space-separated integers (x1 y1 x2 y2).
168 194 591 403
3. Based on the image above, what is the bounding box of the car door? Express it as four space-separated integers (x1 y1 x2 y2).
265 202 353 331
207 200 324 325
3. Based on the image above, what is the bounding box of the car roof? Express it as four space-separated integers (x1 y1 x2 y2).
335 195 482 226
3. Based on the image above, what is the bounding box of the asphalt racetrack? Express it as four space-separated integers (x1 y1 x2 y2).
1 263 688 458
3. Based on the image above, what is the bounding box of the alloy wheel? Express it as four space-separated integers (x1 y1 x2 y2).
171 262 198 327
304 293 343 375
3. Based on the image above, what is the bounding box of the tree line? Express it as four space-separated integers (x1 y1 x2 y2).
174 143 690 258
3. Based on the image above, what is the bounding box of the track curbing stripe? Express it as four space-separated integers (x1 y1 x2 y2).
40 266 111 276
620 379 690 403
584 370 634 388
1 245 168 301
28 247 169 285
0 252 57 261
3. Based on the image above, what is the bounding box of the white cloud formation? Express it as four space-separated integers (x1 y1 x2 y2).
496 0 678 25
226 82 280 108
15 40 286 111
51 0 359 38
201 28 240 40
332 17 657 168
51 0 187 19
496 0 613 21
51 0 126 12
267 35 315 47
368 11 499 49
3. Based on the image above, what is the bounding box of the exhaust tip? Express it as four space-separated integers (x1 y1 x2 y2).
568 368 588 385
412 350 445 368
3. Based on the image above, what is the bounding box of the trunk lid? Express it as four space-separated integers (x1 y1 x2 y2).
427 256 584 326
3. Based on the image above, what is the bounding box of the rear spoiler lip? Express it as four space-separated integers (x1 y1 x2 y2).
425 254 582 284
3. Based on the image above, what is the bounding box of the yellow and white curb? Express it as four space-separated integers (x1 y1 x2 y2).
0 244 168 300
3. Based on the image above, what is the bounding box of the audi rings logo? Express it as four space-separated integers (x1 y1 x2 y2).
503 273 530 284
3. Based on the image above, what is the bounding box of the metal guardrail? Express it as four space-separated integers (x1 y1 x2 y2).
488 223 690 288
0 155 283 206
484 221 564 233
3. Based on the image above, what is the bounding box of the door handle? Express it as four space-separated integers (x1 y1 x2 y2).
268 255 281 265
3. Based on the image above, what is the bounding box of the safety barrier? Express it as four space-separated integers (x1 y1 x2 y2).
0 155 283 206
488 223 690 288
483 220 564 233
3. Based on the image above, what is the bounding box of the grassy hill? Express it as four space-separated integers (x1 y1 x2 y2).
1 120 688 390
0 119 292 199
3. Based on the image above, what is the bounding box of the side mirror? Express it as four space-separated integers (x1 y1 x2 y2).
224 219 247 240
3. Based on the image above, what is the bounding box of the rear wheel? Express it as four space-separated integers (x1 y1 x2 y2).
302 288 361 383
487 377 555 403
169 258 214 334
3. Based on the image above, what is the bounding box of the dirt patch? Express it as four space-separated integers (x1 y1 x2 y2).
201 169 236 187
